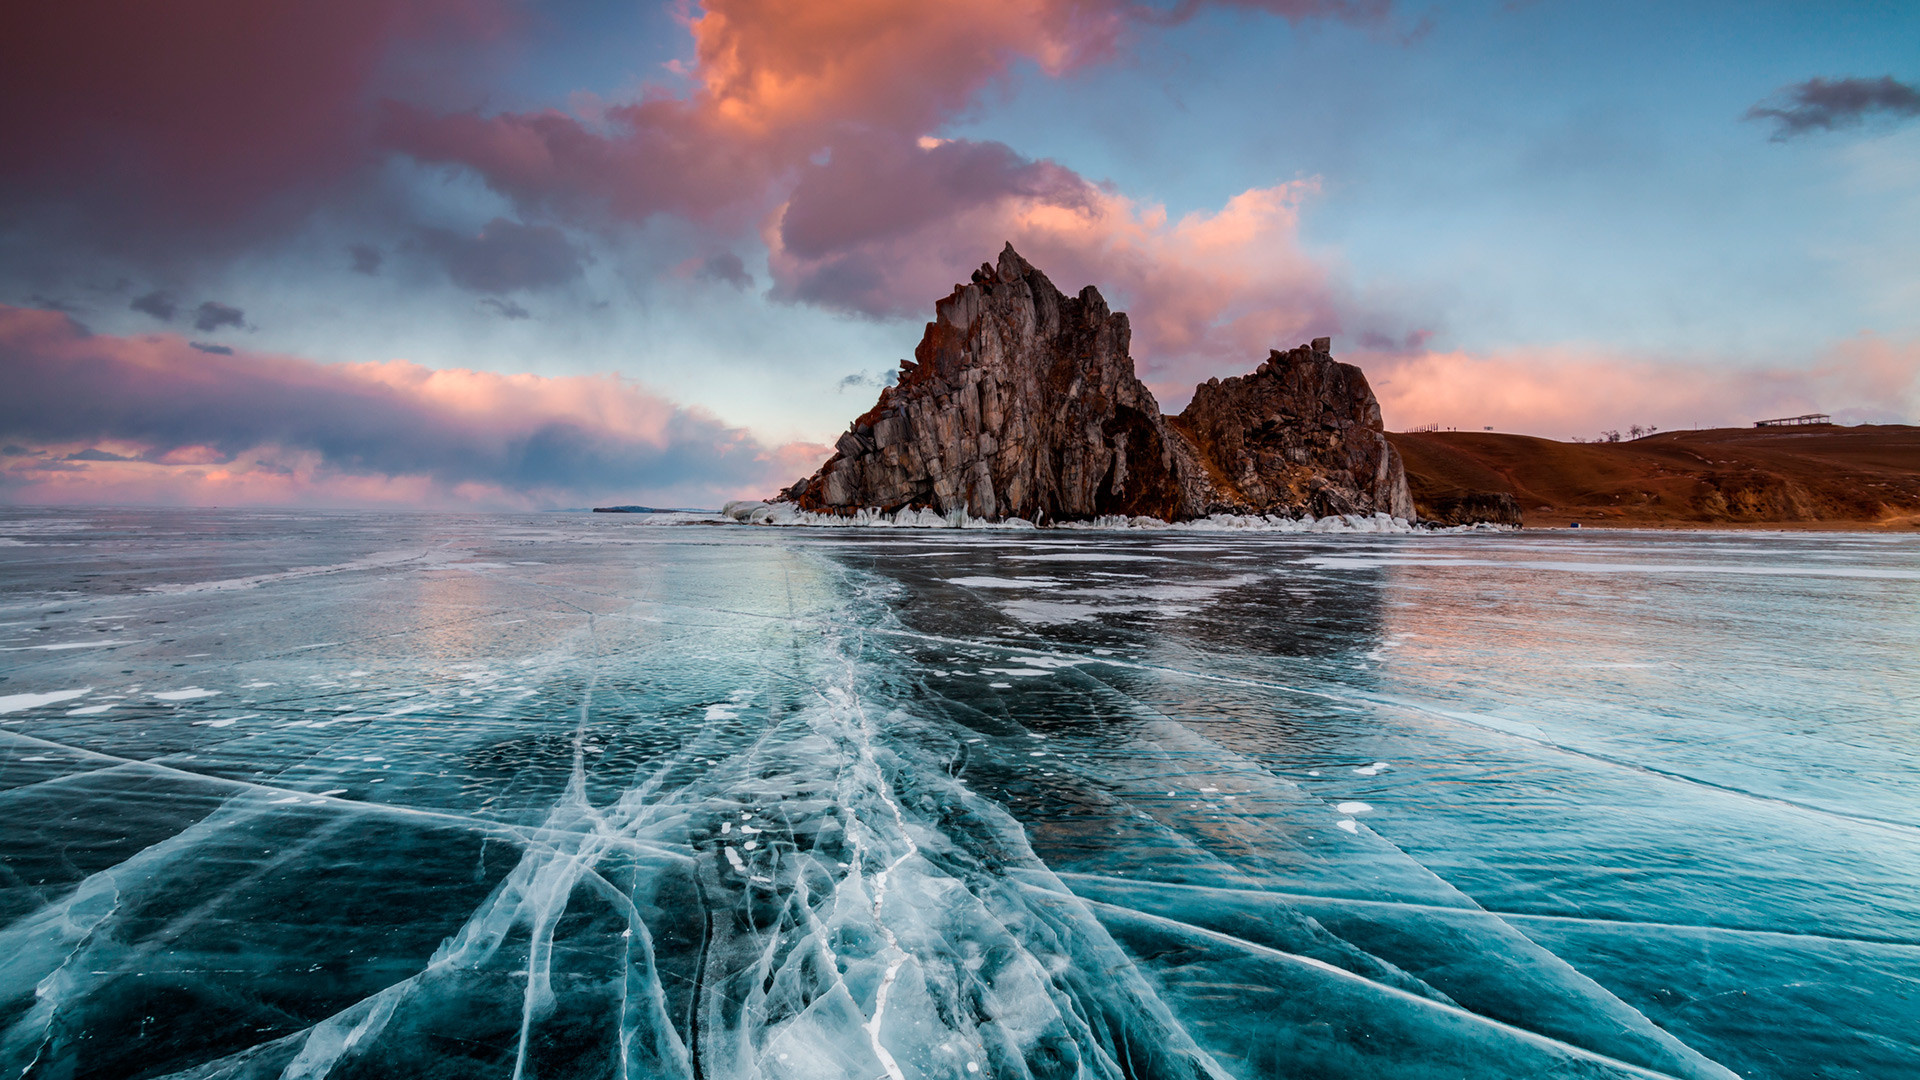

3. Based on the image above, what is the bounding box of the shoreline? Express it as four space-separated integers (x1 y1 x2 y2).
1530 516 1920 533
1393 426 1920 536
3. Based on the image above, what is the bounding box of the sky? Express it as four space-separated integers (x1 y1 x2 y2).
2 0 1917 510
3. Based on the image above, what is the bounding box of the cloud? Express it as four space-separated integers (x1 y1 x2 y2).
0 304 823 508
380 0 1388 230
0 1 505 235
26 294 78 314
480 297 531 319
378 3 1394 403
192 301 247 332
777 134 1100 263
377 98 767 226
695 252 753 290
130 290 178 322
837 369 900 391
1357 328 1432 352
1362 333 1920 437
766 163 1337 399
1746 76 1920 140
65 448 134 462
9 0 1399 375
418 218 586 293
189 341 235 355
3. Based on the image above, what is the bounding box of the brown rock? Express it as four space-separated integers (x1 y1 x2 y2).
779 245 1415 524
1416 491 1524 528
781 243 1189 521
1170 341 1416 520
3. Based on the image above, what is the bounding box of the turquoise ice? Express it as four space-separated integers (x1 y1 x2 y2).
1 509 1915 1078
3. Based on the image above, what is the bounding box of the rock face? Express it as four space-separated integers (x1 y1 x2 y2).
780 244 1414 523
1413 491 1524 528
781 244 1185 521
1171 341 1417 521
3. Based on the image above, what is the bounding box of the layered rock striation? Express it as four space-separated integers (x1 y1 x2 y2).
779 244 1414 524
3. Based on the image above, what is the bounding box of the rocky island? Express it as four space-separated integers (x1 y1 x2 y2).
759 244 1415 527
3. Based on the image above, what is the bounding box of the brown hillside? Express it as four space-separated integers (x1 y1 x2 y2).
1387 425 1920 529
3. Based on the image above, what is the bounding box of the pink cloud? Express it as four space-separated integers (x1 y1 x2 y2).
0 0 505 233
1363 334 1920 437
378 96 770 224
376 2 1403 407
0 305 823 508
381 1 1387 301
380 0 1137 226
766 170 1338 398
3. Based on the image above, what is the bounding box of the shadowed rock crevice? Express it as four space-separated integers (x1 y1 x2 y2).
781 244 1414 523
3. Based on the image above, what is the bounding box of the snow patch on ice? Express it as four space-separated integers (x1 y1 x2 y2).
0 688 91 714
153 688 221 701
995 600 1102 624
1007 552 1171 562
947 576 1062 589
0 640 134 652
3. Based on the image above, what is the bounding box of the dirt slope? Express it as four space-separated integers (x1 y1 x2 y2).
1387 425 1920 529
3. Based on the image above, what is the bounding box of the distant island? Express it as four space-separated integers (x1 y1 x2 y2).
772 244 1418 526
591 505 707 514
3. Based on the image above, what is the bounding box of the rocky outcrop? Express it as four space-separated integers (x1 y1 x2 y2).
781 244 1186 522
1170 340 1416 521
1414 491 1524 528
779 244 1414 524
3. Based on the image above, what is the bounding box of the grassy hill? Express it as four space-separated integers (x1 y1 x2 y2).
1387 425 1920 529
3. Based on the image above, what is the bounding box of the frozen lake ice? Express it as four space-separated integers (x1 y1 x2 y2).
1 508 1916 1079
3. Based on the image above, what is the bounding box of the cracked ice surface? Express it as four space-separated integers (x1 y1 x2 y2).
1 508 1918 1079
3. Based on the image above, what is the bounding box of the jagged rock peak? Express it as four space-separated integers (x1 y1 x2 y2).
1173 336 1415 520
779 243 1186 523
777 247 1415 524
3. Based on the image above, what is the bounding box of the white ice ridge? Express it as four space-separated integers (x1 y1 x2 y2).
721 498 1457 533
